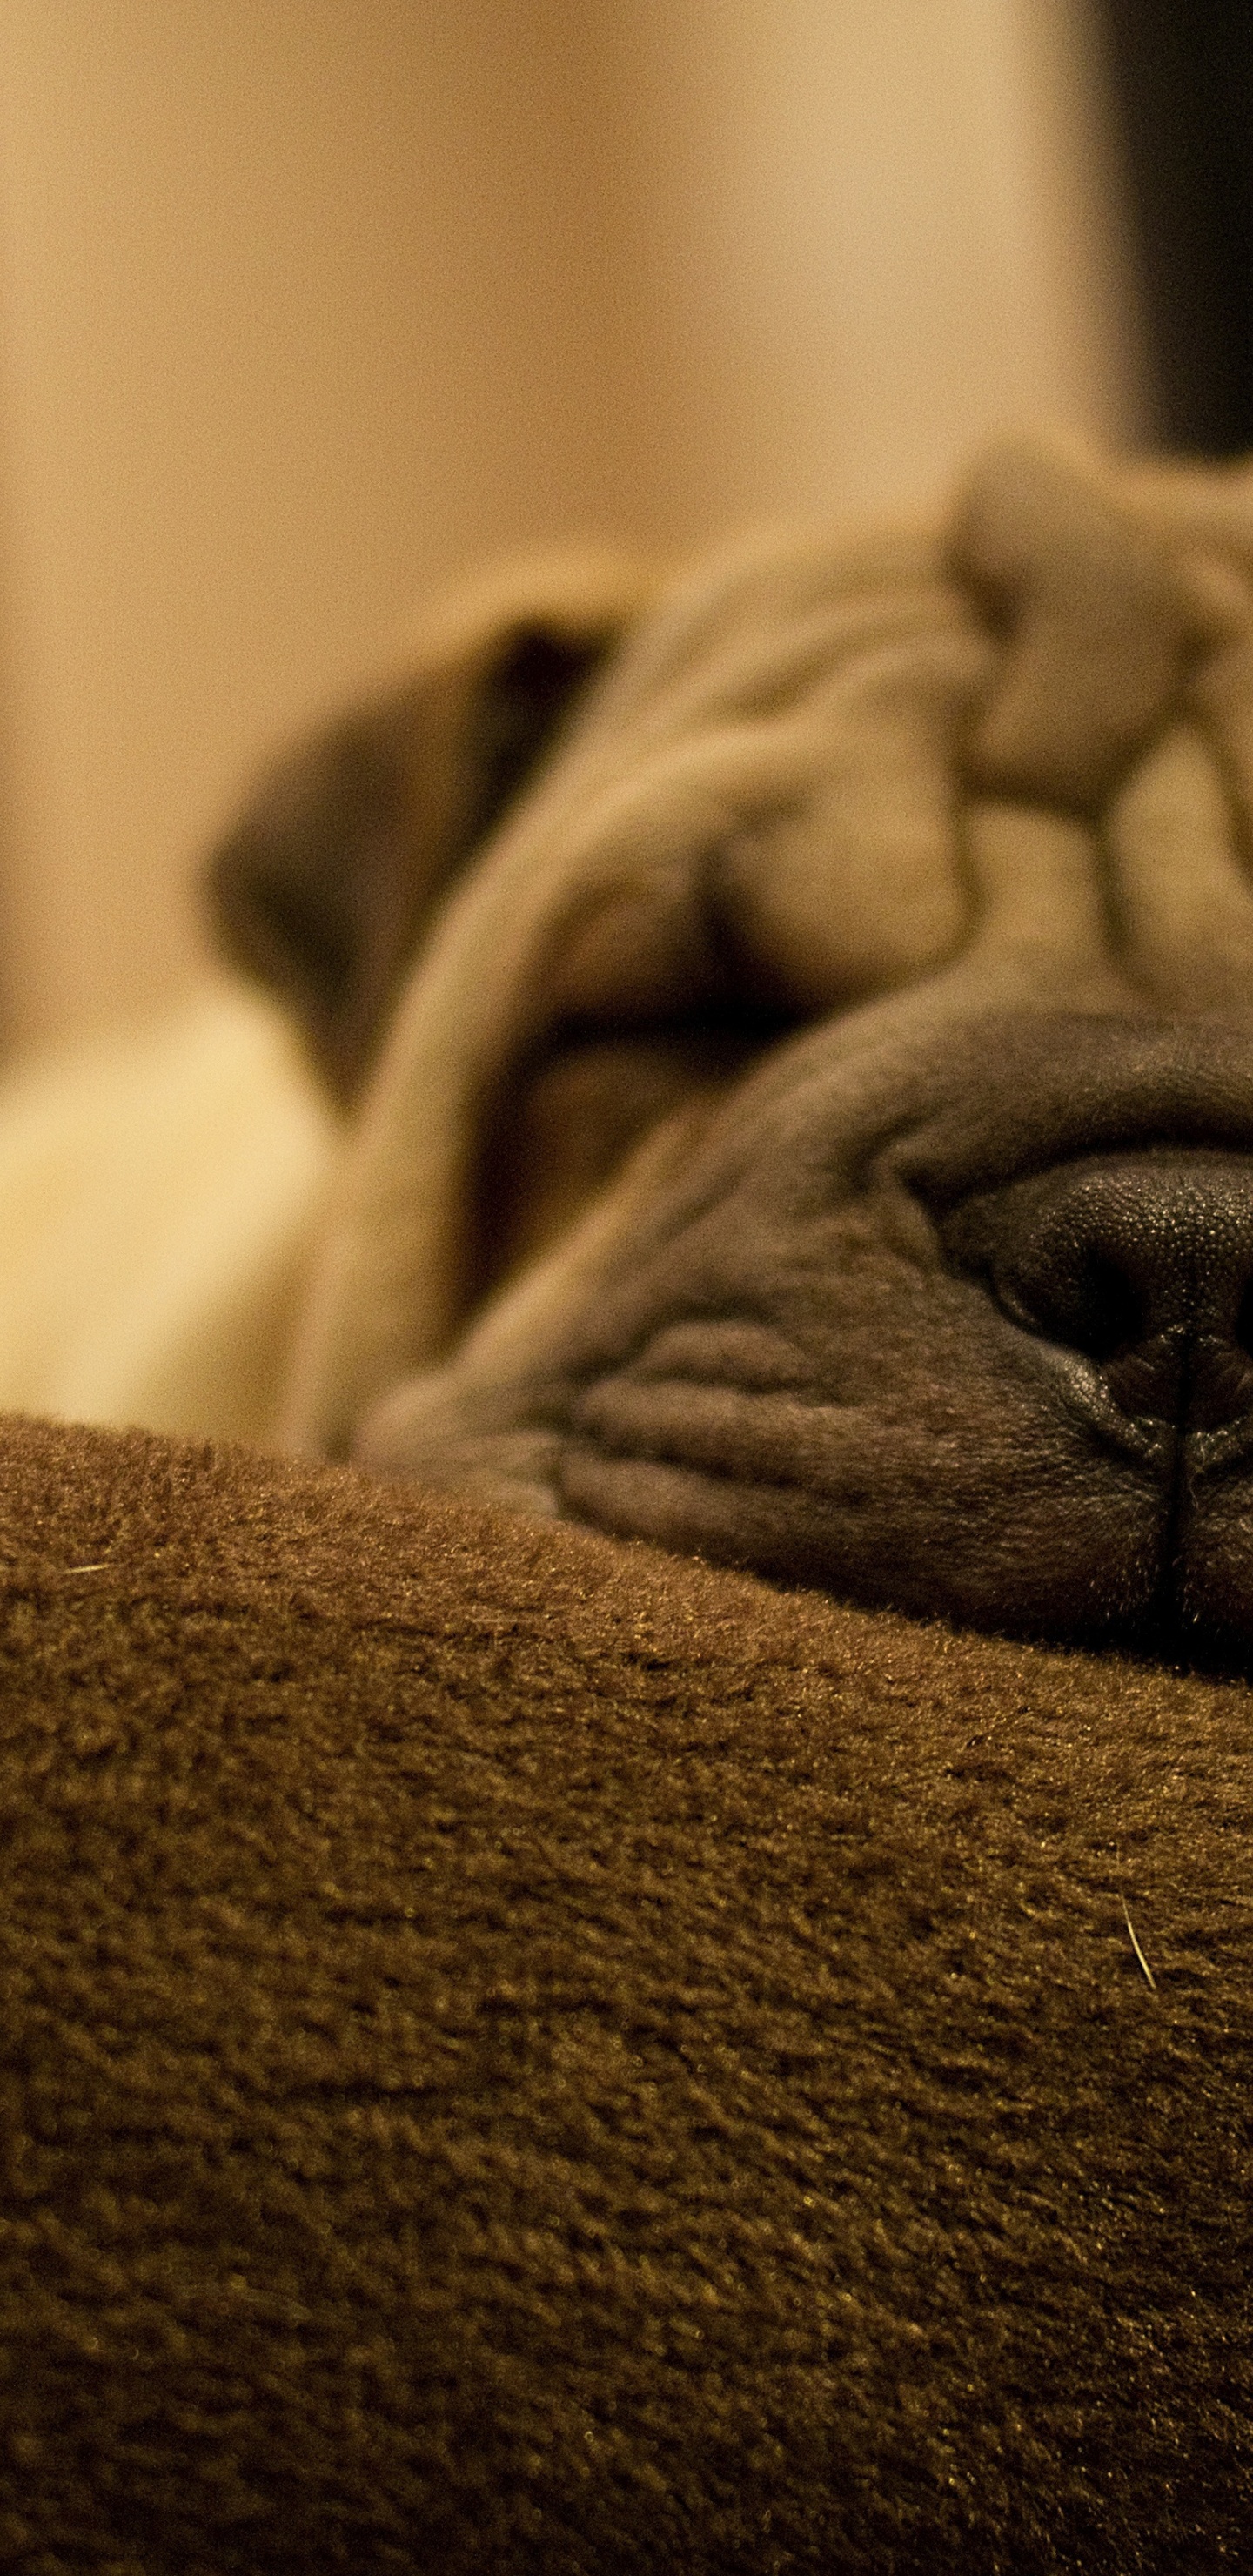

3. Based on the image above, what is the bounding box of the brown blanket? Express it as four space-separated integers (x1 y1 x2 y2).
1 1411 1250 2570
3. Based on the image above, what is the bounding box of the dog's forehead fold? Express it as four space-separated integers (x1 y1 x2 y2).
495 447 1253 1049
950 439 1222 807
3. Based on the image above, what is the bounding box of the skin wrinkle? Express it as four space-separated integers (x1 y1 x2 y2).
285 705 854 1445
315 569 1010 1432
204 433 1253 1655
1107 722 1253 1004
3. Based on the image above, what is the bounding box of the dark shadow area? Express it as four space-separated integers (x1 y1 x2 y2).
1096 0 1253 452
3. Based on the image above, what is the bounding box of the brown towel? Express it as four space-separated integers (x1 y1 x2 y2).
2 1410 1249 2570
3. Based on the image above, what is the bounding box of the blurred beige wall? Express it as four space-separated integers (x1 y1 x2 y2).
0 0 1149 1060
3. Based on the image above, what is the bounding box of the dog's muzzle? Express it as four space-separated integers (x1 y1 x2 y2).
543 1016 1253 1663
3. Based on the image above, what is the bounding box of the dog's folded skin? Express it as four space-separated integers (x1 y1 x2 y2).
195 438 1253 1657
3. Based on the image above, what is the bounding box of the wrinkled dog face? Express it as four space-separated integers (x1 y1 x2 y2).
210 443 1253 1664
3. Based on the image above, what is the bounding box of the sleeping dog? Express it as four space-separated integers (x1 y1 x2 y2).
201 434 1253 1663
22 434 1253 1662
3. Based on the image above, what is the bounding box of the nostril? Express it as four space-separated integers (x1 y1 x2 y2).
941 1184 1147 1356
1038 1251 1142 1365
939 1149 1253 1431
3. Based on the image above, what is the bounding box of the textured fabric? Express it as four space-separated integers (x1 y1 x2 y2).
1 1411 1250 2572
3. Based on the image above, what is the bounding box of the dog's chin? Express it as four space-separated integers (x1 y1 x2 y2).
553 1355 1231 1662
555 1424 1253 1668
353 1305 1253 1665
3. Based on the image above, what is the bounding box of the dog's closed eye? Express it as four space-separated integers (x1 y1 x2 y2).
476 1008 798 1298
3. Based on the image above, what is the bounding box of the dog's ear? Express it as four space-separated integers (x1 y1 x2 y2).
204 558 646 1101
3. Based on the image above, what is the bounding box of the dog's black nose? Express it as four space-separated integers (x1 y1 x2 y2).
942 1153 1253 1430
